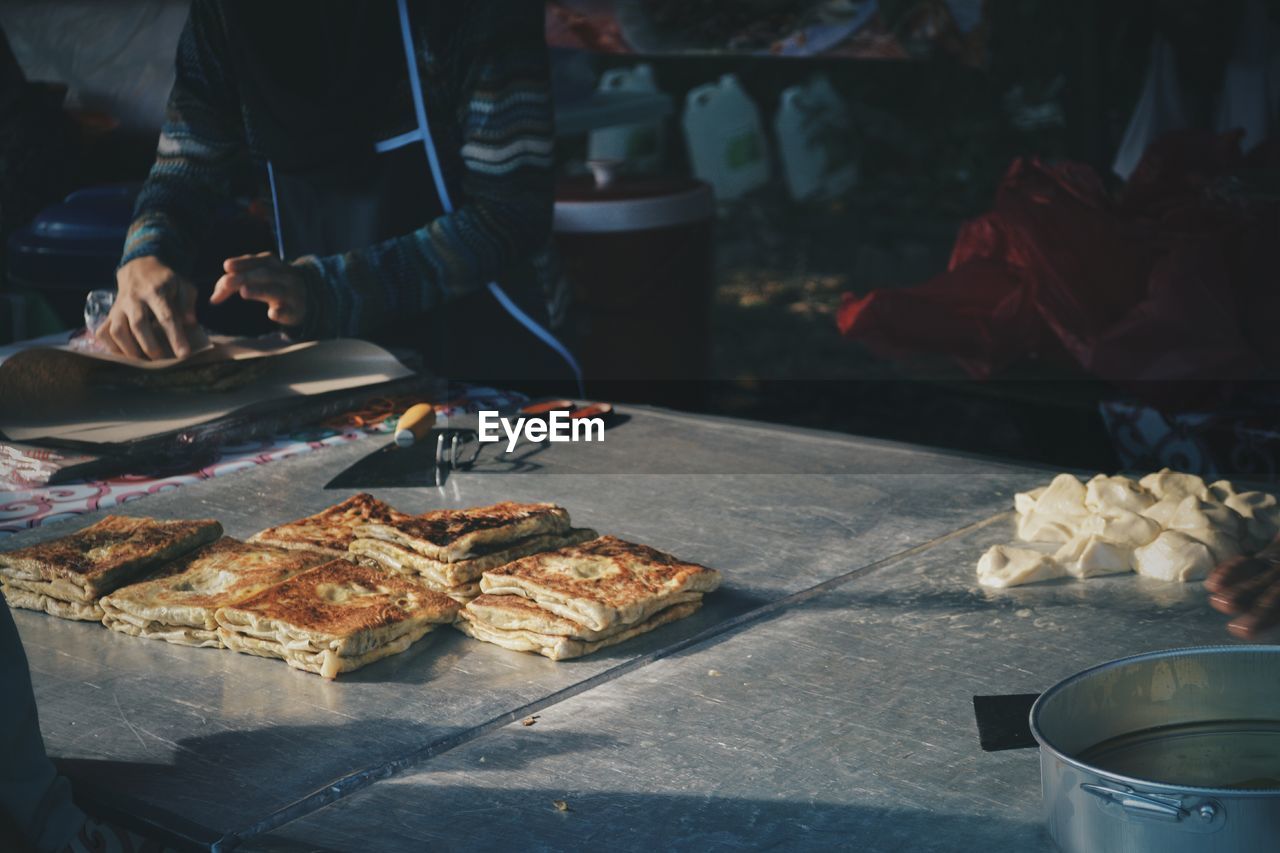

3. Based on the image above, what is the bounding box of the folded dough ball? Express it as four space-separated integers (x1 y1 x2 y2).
1080 509 1160 547
1084 474 1154 514
1138 468 1210 502
1015 474 1089 544
1014 486 1047 516
1166 496 1245 541
1209 479 1238 502
1016 513 1076 544
1132 530 1216 582
1225 491 1280 551
1036 474 1089 520
1054 534 1133 578
1141 497 1183 528
1176 526 1242 563
977 545 1067 588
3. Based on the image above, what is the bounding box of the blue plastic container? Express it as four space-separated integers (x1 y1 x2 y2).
5 184 139 326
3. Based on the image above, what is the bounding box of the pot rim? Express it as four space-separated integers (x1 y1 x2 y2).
1029 644 1280 798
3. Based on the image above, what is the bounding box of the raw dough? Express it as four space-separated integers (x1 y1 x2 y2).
1055 534 1133 578
1080 509 1160 547
1225 491 1280 551
1015 475 1088 544
1014 486 1046 516
1209 480 1238 502
1016 512 1077 544
1132 531 1216 582
1138 468 1210 502
1141 497 1183 528
977 545 1066 588
1175 526 1242 563
1166 496 1245 541
990 470 1279 589
1084 474 1154 514
1035 474 1089 521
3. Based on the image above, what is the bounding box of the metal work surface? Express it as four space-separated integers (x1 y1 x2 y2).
6 406 1048 849
247 515 1245 853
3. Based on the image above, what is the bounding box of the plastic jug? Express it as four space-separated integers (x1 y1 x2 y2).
774 74 858 202
682 74 770 201
587 64 666 173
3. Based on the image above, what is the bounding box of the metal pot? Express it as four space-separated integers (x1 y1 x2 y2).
1030 646 1280 853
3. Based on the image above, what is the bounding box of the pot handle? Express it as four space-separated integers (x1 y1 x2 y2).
1080 782 1223 829
1080 783 1188 821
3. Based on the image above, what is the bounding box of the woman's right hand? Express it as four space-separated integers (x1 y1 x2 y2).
1206 538 1280 638
99 256 199 359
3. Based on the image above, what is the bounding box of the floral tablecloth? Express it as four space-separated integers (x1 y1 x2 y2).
0 387 523 537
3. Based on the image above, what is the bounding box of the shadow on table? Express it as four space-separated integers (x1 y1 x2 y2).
56 720 627 851
248 785 1051 853
786 578 1213 622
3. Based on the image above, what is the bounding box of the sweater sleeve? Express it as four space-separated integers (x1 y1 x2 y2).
120 0 243 274
294 0 555 339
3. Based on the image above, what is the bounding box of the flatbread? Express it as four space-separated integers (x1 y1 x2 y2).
443 582 481 603
0 515 222 615
355 501 570 562
457 599 702 660
214 559 459 678
100 537 328 647
248 493 398 558
462 591 698 641
350 527 597 588
0 583 104 621
479 535 721 633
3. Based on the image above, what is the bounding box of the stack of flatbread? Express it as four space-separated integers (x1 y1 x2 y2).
350 501 596 602
100 537 328 647
457 535 720 660
248 493 397 559
0 515 222 621
215 558 460 678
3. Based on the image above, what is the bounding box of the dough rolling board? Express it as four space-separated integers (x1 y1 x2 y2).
3 406 1248 851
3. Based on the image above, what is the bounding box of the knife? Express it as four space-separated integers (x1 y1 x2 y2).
324 399 621 490
323 402 438 490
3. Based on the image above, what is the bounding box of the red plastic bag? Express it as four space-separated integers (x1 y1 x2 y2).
837 130 1276 406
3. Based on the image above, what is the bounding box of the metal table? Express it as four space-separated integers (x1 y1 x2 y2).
243 514 1244 853
6 406 1236 851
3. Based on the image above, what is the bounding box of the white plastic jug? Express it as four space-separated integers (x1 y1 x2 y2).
588 64 666 173
774 74 858 202
682 74 770 201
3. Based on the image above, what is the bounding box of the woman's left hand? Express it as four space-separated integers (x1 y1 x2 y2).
211 252 308 327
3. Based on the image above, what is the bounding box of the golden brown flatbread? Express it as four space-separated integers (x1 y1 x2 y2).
214 559 459 677
461 592 695 641
0 583 104 620
479 536 720 632
248 493 398 558
350 527 597 589
100 537 329 647
354 501 570 563
457 599 702 660
0 515 222 620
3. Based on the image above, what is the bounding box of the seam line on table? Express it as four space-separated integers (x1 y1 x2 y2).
218 511 1010 851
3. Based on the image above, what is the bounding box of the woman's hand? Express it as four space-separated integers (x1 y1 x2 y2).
101 256 199 359
210 252 308 327
1205 540 1280 638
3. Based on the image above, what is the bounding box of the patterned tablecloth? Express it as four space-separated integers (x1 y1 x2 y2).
0 387 524 537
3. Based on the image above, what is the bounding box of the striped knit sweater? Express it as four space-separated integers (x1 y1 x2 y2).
121 0 557 340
